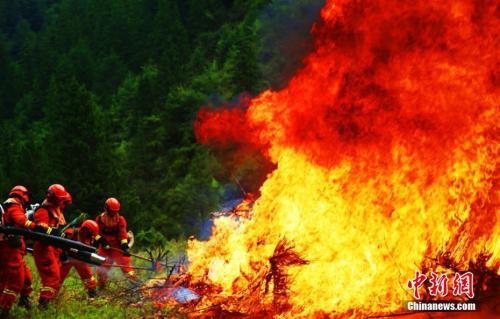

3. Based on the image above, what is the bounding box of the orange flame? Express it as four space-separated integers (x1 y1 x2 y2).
190 0 499 317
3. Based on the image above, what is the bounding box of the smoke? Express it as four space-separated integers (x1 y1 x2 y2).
259 0 326 89
196 1 326 193
195 94 276 195
199 0 500 172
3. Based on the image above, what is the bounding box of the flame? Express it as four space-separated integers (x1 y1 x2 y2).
189 0 499 317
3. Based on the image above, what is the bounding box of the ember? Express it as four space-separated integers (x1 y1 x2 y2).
187 0 499 317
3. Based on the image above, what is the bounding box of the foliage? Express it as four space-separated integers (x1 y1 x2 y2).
0 0 326 317
0 0 322 242
7 256 170 319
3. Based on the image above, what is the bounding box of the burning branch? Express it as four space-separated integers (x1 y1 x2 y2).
265 238 309 311
189 0 500 317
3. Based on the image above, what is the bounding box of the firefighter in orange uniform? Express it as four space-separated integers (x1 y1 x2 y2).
95 198 137 288
33 184 71 306
60 220 99 298
0 186 37 316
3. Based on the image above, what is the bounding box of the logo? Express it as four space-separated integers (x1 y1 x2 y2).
407 271 474 300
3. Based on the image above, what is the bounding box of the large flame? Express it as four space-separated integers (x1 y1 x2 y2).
189 0 499 317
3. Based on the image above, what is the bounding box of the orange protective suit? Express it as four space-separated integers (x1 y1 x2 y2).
95 212 136 286
33 201 66 303
0 197 35 312
59 227 97 291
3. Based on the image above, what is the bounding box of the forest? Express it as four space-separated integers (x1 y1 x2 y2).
1 1 499 319
0 0 323 244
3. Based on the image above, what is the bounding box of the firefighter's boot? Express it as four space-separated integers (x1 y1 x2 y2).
38 297 50 309
88 288 97 298
18 295 32 309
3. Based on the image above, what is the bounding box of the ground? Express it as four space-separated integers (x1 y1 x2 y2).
7 255 176 319
8 256 497 319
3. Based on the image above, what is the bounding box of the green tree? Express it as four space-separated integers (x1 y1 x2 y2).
44 76 110 215
150 0 189 89
0 0 272 239
223 19 263 94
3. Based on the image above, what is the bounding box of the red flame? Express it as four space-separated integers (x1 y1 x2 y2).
196 1 499 171
191 0 499 317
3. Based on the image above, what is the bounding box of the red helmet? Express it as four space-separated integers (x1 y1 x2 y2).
47 184 71 206
9 185 30 204
81 220 99 237
105 197 120 214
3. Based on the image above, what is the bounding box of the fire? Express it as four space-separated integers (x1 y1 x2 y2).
188 0 499 317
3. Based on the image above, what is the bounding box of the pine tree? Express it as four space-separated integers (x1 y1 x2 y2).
224 19 263 94
150 0 189 89
44 76 110 214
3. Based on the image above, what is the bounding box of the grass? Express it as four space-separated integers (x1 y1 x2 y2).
7 255 179 319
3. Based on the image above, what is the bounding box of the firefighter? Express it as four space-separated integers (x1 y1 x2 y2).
33 184 71 306
0 186 37 316
95 197 137 288
60 220 99 298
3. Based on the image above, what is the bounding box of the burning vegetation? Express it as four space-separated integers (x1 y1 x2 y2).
178 0 500 318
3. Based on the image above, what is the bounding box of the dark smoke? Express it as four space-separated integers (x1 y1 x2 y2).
197 1 326 196
259 0 326 89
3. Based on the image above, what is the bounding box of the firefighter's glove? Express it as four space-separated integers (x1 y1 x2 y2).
95 235 110 249
88 288 97 298
121 243 131 256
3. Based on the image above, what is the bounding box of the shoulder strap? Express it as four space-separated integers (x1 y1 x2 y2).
98 213 121 233
0 200 19 224
2 198 20 208
116 214 122 231
0 204 4 225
